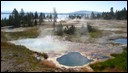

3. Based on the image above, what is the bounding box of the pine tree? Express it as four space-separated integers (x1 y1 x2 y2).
20 8 24 18
9 15 13 26
91 12 95 19
110 7 114 19
34 11 38 19
49 13 52 22
39 13 45 25
34 20 37 26
20 8 25 26
39 13 43 25
12 8 20 27
96 13 101 19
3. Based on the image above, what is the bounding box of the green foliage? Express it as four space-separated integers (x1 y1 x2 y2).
49 13 52 21
68 7 127 20
1 31 9 41
87 23 102 38
89 28 102 38
87 23 93 32
34 11 38 19
70 25 75 34
39 13 45 25
90 47 127 72
63 25 76 35
1 8 46 28
1 27 39 41
34 20 37 26
11 8 20 27
89 31 101 38
1 41 32 54
55 24 76 36
102 7 127 20
91 12 95 19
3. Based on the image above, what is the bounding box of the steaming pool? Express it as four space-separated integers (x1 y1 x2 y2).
9 36 68 53
9 35 123 67
9 36 95 67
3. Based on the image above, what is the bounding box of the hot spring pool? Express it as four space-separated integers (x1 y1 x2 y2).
9 36 68 52
57 52 93 66
113 38 127 44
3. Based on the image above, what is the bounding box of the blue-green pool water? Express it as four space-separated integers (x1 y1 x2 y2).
57 52 93 66
113 38 127 44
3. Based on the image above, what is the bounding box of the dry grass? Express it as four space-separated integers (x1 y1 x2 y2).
41 60 57 68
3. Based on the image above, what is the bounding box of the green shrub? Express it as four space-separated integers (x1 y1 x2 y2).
87 22 102 38
90 47 127 72
55 23 63 36
63 25 75 35
42 53 49 59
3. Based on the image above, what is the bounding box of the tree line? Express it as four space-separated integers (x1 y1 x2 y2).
1 8 57 27
1 7 127 27
68 7 127 20
101 7 127 20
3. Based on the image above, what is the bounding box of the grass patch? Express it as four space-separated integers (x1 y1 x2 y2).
1 31 8 41
7 28 39 40
1 41 58 72
87 23 102 38
89 28 102 38
90 47 127 72
1 27 39 41
1 41 32 58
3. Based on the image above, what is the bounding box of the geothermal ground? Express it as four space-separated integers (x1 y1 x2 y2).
1 19 127 72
